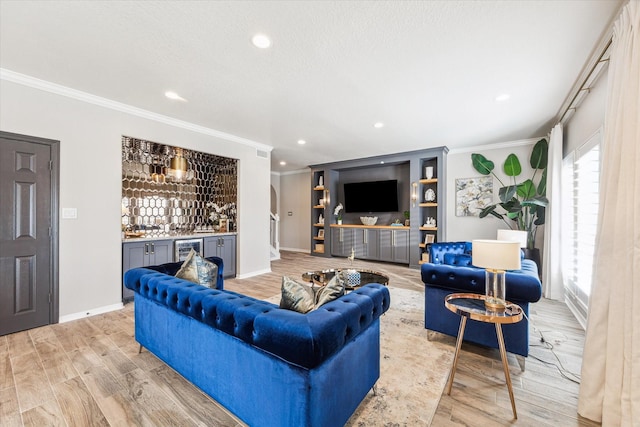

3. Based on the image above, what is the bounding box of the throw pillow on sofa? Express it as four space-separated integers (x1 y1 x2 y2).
280 276 316 313
315 272 346 307
280 273 346 314
175 249 218 287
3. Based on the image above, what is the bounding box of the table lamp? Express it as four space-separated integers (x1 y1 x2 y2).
472 240 521 311
496 229 527 248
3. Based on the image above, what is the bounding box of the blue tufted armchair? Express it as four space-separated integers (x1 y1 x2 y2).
421 242 542 367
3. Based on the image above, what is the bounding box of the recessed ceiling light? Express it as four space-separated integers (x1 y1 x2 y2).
297 139 306 145
252 33 271 49
495 94 510 102
374 122 384 128
165 91 187 102
380 161 385 164
279 161 286 166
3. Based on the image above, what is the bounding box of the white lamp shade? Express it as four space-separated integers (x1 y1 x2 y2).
472 240 521 271
496 229 527 248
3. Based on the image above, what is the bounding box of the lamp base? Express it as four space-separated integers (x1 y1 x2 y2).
484 298 506 312
485 268 507 312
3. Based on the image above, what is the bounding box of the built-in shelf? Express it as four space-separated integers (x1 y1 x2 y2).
310 147 447 266
313 237 324 241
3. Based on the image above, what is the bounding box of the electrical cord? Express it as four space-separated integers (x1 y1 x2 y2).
507 303 582 384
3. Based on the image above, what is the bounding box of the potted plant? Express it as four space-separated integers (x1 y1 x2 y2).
334 203 344 225
403 210 410 226
471 138 548 264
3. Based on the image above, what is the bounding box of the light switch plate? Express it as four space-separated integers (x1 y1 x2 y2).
62 208 77 219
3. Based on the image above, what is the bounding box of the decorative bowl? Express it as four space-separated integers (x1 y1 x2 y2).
360 216 378 226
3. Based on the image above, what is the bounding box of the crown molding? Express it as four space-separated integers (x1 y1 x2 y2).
448 137 542 155
0 68 273 152
272 168 310 177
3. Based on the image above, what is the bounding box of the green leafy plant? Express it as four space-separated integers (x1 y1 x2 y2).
471 138 549 249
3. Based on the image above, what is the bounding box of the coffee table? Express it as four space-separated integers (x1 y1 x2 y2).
444 293 523 419
301 269 389 290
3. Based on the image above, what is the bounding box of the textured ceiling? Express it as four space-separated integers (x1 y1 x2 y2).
0 1 622 171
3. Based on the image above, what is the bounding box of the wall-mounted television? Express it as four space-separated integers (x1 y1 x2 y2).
344 180 399 213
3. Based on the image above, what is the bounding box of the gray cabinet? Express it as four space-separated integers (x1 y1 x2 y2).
122 239 173 302
354 228 379 260
204 235 236 278
330 227 355 257
379 229 410 264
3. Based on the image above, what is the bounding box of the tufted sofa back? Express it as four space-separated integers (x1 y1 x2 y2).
429 241 472 264
124 268 390 369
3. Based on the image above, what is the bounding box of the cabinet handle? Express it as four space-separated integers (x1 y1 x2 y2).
144 243 149 255
364 230 368 244
392 231 396 247
150 243 155 255
339 229 343 242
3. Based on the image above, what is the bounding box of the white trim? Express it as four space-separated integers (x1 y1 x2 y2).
272 168 311 177
0 68 273 153
236 268 272 279
564 296 587 330
448 137 541 154
280 247 312 254
59 302 124 323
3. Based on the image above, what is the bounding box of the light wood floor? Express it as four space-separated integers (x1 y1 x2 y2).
0 251 598 426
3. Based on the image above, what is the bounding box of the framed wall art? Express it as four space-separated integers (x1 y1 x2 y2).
455 176 493 217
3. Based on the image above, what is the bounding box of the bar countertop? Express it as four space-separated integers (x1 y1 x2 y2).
122 231 237 243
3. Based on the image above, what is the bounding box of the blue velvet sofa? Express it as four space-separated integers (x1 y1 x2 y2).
421 242 542 361
124 261 390 427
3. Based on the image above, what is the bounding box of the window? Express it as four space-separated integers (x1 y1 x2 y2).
562 130 601 322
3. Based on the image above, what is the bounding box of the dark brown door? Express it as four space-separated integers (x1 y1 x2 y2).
1 132 58 335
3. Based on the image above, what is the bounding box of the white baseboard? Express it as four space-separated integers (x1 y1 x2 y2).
236 268 272 280
279 247 311 254
59 302 124 323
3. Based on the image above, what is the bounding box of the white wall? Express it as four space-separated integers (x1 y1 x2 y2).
0 79 272 318
445 138 541 243
278 170 311 252
564 67 608 155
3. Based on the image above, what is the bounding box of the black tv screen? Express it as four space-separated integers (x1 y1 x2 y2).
344 180 399 213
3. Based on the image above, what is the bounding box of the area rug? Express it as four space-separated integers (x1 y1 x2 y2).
269 287 454 426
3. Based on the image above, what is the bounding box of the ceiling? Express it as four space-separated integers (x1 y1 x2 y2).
0 1 622 172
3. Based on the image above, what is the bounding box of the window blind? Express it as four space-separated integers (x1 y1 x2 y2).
562 131 601 320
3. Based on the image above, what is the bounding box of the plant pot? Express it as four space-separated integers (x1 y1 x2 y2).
523 248 542 278
337 220 342 225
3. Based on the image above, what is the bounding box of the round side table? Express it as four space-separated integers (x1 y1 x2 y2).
444 293 523 419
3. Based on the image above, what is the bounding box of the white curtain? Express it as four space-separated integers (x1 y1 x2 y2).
578 1 640 424
542 124 564 300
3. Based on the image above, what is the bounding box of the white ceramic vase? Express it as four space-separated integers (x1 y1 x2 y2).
425 166 434 179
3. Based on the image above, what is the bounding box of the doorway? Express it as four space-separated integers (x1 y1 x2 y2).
0 131 59 335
